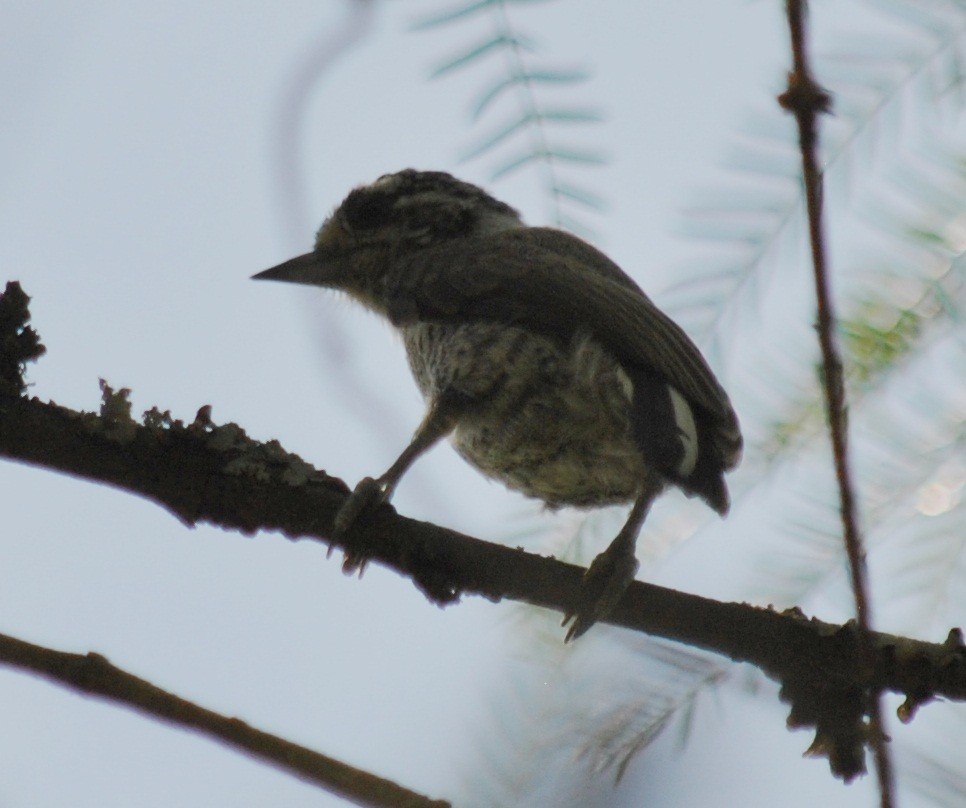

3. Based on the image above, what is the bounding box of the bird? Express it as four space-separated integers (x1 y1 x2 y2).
254 169 741 640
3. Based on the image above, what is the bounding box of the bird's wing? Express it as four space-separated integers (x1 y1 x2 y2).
387 227 742 468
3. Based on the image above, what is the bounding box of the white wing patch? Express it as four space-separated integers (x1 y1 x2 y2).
669 386 698 476
615 366 635 400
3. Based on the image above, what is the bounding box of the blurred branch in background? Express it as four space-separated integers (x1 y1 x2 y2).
271 0 413 456
273 0 376 247
665 0 966 366
412 0 606 236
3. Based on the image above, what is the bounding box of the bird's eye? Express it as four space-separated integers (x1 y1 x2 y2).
341 190 395 231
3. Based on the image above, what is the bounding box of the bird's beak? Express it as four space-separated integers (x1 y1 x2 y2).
251 253 325 286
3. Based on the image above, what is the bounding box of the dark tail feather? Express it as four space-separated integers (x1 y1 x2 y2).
682 462 730 515
628 367 732 516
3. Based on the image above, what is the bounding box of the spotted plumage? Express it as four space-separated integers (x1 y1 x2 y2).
254 169 742 640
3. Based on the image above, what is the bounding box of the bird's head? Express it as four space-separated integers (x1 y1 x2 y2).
253 169 522 313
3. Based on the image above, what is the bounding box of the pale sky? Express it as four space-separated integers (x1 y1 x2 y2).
2 2 962 806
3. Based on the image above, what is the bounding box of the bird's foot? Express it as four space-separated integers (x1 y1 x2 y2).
562 543 640 642
333 476 389 575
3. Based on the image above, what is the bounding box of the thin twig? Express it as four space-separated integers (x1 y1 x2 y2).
0 632 450 808
492 0 563 223
778 1 895 805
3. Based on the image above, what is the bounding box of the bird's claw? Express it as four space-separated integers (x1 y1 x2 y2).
333 477 388 575
562 545 640 642
334 477 387 534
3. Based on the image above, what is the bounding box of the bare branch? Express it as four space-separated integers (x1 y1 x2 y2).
2 281 966 783
778 1 893 802
0 632 450 808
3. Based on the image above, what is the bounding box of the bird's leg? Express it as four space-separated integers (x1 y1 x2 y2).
334 389 467 571
562 481 661 642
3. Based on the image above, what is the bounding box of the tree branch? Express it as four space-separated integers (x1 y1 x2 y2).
778 1 893 801
0 631 450 808
2 281 965 784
